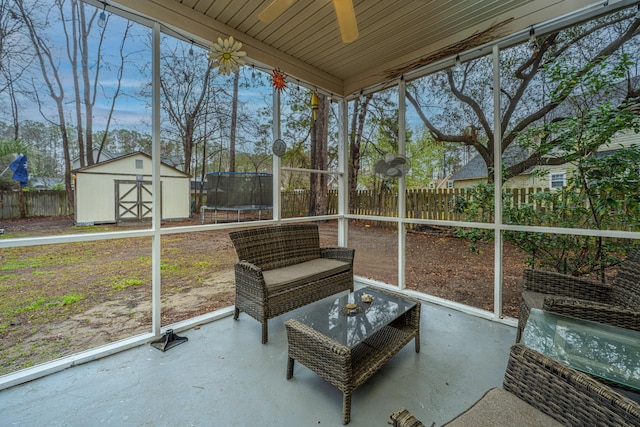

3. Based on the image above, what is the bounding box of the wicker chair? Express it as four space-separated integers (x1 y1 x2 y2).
229 224 354 343
389 344 640 427
516 248 640 342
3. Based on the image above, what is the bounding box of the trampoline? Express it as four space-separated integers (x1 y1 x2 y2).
201 172 273 223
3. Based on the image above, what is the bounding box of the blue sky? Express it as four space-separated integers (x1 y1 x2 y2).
3 1 423 145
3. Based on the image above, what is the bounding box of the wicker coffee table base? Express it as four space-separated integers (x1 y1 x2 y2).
285 289 420 424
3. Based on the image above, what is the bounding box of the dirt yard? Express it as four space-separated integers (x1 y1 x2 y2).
0 216 527 375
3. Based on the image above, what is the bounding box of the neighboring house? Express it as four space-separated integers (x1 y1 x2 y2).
29 177 64 190
71 149 123 171
428 174 453 189
450 131 639 189
72 151 191 225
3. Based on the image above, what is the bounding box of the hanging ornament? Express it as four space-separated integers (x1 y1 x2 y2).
311 92 319 121
208 36 246 75
270 69 288 92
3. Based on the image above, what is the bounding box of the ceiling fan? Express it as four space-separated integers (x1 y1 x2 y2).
258 0 359 43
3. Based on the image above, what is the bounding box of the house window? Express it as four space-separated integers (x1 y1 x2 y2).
135 159 143 169
446 181 454 189
550 172 566 189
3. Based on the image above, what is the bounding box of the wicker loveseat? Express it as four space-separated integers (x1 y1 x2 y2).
229 223 355 343
516 248 640 342
389 344 640 426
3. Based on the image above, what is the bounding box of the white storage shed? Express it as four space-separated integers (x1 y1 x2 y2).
73 152 190 225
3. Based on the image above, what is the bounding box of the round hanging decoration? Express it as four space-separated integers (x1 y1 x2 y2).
208 36 247 75
270 69 288 92
272 139 286 157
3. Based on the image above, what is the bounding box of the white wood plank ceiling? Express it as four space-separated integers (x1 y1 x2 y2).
113 0 611 97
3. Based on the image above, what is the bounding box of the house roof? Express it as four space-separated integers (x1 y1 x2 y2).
450 155 488 181
451 146 532 181
106 0 622 98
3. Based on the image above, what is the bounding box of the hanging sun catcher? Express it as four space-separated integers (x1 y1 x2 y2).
270 69 288 92
208 36 246 75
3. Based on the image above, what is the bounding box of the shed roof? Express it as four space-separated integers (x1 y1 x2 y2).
72 151 190 177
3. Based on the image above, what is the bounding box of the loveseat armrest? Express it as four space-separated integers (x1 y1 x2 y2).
523 269 612 302
505 343 640 426
320 247 355 265
543 297 640 331
234 261 268 296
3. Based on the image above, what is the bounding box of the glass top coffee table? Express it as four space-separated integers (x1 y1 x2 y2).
285 286 421 425
521 308 640 392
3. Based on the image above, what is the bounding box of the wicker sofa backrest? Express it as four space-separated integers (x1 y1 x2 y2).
229 224 321 271
612 248 640 309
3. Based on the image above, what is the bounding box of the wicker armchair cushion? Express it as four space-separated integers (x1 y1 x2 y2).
263 258 351 294
442 388 562 427
390 344 639 427
230 224 355 343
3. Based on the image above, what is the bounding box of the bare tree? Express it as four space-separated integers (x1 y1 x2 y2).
0 0 31 138
160 44 217 175
406 9 640 183
14 0 133 210
348 94 371 211
15 0 74 208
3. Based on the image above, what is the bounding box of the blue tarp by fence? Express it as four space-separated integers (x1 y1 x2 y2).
8 154 29 187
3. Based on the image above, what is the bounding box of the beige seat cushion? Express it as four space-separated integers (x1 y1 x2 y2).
263 258 350 294
443 388 562 427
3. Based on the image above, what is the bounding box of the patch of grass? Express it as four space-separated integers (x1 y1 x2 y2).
112 278 143 291
17 297 48 313
0 341 67 376
0 260 31 271
12 293 84 315
0 274 10 280
61 294 84 306
160 263 178 272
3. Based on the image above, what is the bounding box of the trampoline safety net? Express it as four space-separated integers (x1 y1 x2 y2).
206 172 273 209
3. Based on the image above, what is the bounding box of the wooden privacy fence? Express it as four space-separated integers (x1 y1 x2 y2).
350 188 472 220
344 188 541 219
0 190 72 219
3 187 546 221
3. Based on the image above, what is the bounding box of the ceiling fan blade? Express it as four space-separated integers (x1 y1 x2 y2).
258 0 297 24
333 0 359 43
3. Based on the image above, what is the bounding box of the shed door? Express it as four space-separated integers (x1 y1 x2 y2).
115 180 157 221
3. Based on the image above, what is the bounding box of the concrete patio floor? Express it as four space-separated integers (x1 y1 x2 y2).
1 288 516 426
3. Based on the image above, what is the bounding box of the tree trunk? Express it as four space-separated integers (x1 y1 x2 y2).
64 0 86 168
78 2 95 166
229 70 239 172
349 94 372 211
308 93 328 216
198 140 207 211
